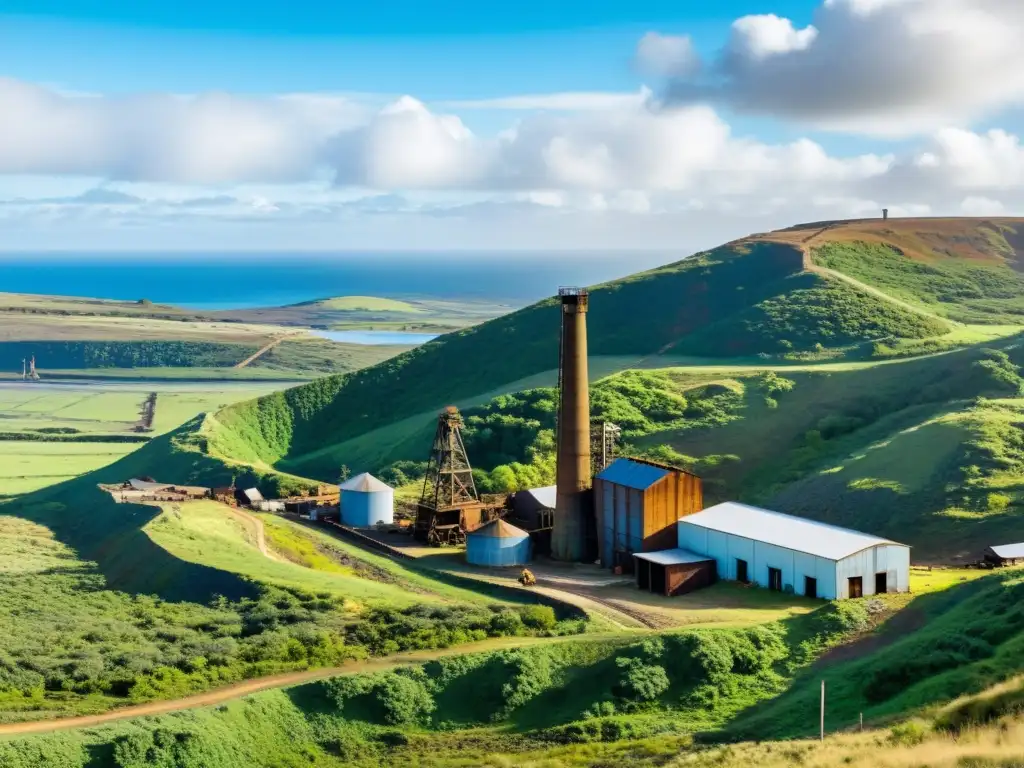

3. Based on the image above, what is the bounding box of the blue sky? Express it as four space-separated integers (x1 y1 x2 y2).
0 0 1021 251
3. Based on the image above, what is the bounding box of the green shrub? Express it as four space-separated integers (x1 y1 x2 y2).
887 719 930 747
519 605 557 631
373 672 436 726
614 657 670 702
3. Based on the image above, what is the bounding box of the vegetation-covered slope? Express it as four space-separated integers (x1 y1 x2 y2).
148 218 1024 558
6 568 1024 768
206 236 955 479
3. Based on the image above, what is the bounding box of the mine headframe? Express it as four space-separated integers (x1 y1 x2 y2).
419 406 479 509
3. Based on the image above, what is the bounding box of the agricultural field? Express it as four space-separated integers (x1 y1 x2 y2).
0 382 284 497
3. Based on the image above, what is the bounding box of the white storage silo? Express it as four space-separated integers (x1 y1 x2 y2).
339 473 394 527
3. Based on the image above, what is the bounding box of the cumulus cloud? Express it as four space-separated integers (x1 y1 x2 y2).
634 33 700 77
3 73 1024 251
661 0 1024 136
0 78 365 183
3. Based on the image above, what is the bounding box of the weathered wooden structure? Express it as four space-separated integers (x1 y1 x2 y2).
595 457 704 573
414 407 489 545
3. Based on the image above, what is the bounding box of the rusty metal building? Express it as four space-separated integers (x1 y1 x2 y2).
595 457 703 572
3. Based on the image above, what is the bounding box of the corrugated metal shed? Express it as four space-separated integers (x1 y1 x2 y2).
525 486 557 509
596 458 704 571
341 473 392 493
466 519 531 567
242 488 264 503
991 542 1024 560
633 548 713 566
128 478 173 492
596 458 670 490
681 502 902 560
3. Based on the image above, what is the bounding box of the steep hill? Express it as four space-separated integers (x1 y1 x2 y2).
206 234 960 479
132 218 1024 558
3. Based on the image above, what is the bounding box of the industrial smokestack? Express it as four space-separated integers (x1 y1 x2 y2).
553 287 591 561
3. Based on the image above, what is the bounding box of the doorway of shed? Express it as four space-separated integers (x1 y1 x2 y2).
804 576 817 599
768 567 782 592
736 558 749 583
849 576 863 598
875 572 887 594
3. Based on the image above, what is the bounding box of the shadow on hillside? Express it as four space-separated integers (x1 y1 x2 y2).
6 422 262 604
707 574 1010 743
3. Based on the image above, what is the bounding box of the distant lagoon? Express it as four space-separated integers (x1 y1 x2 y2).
310 330 439 346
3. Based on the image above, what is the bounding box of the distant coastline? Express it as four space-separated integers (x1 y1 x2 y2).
0 251 673 309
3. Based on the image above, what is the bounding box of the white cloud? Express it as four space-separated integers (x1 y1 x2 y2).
3 74 1024 250
728 15 819 60
0 78 366 183
439 89 652 112
961 196 1006 216
661 0 1024 136
634 33 700 77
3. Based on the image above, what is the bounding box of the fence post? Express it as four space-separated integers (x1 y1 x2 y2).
820 680 825 741
859 712 863 732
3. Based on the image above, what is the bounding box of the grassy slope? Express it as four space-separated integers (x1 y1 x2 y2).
7 566 1024 767
0 425 586 723
204 238 953 481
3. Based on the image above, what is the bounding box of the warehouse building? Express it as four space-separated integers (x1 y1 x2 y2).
677 502 910 600
595 458 704 573
466 518 532 567
340 473 394 528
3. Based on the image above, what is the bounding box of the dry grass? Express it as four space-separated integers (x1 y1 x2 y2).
671 717 1024 767
751 216 1024 265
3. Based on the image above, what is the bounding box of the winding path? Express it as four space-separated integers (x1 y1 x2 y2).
0 636 579 737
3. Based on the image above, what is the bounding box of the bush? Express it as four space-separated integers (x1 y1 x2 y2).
519 605 556 631
887 720 930 747
373 672 436 726
614 657 670 702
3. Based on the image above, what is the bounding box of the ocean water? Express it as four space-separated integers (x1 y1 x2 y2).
0 252 675 309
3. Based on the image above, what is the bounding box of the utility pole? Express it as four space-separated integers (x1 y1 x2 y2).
820 680 826 741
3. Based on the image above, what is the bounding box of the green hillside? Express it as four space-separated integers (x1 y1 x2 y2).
126 218 1024 561
6 568 1024 767
204 238 955 481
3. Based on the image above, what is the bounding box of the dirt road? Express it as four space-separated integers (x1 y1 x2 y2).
226 506 273 559
0 635 571 737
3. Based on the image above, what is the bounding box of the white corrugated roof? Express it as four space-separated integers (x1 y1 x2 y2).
633 548 714 566
340 473 392 493
991 542 1024 559
128 478 173 492
525 486 557 508
680 502 906 561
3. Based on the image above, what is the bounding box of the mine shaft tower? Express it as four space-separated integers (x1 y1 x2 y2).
420 406 479 509
553 287 592 561
414 406 487 545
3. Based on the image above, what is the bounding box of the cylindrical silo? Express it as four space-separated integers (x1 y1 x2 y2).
339 473 394 527
466 519 531 567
